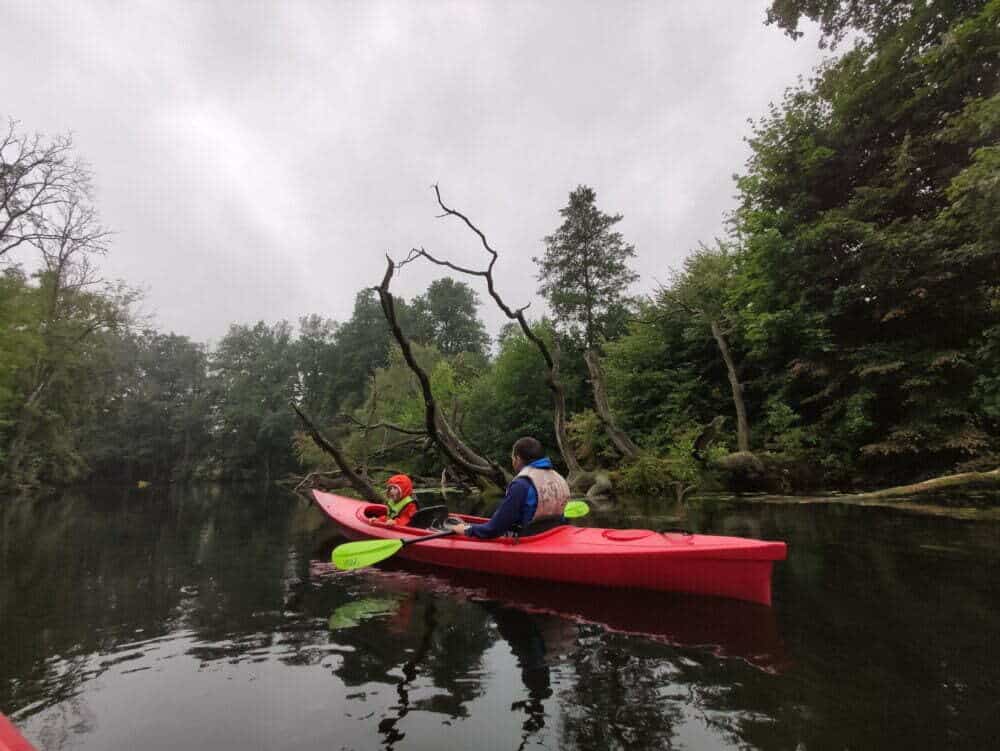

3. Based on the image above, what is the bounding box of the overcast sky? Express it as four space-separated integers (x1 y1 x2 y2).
3 1 825 344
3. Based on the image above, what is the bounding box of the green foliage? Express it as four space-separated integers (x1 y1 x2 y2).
731 0 1000 481
535 185 639 348
410 278 489 357
0 265 136 488
616 453 679 497
463 325 559 465
604 303 731 452
566 409 616 469
766 0 986 49
764 398 810 453
84 331 213 482
209 321 301 480
615 426 726 498
0 270 42 427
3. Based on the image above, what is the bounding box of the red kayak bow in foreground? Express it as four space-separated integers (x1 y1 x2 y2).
0 714 36 751
312 491 787 606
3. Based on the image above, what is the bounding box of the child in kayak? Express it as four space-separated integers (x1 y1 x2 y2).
370 474 419 527
451 437 570 539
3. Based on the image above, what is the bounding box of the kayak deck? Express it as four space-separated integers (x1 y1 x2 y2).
312 491 787 606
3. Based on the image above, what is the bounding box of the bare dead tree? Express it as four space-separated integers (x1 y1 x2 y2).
375 256 510 490
1 120 89 260
396 185 585 482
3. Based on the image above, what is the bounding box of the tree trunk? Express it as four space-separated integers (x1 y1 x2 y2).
710 319 751 453
549 348 584 481
290 401 383 502
828 468 1000 503
583 348 640 460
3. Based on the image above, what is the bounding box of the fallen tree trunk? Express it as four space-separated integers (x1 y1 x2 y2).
827 468 1000 503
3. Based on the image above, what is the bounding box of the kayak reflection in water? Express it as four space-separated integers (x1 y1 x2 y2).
369 474 419 527
450 437 570 539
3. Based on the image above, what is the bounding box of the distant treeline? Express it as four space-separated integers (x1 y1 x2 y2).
2 0 997 493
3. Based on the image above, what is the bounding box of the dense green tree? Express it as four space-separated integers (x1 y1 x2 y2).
1 261 133 487
735 0 999 480
83 331 213 482
295 314 340 420
324 290 395 410
765 0 972 48
536 185 641 458
210 321 300 482
605 302 732 453
411 278 489 357
463 325 560 467
535 185 639 349
660 243 753 452
0 270 42 450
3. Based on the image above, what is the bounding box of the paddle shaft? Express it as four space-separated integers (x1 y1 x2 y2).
400 528 456 547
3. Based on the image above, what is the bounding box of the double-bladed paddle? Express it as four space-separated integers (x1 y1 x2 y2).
331 500 590 571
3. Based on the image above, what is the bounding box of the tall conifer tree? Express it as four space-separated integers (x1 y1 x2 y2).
535 186 638 350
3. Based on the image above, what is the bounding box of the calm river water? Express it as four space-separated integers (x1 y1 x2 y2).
1 485 998 750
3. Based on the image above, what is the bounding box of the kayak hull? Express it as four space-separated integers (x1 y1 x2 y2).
312 491 787 606
0 714 36 751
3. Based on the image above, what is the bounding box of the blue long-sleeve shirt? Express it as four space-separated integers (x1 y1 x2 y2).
465 458 554 539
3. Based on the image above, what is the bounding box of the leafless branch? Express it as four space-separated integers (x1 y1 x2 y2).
290 401 382 501
336 413 427 435
401 186 583 478
1 120 92 259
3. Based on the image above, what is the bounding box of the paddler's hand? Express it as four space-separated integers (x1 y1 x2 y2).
449 522 469 535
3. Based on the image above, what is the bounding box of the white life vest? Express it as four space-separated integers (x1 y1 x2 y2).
516 465 570 521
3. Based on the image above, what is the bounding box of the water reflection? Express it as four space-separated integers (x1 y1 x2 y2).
313 557 787 671
2 485 998 750
300 548 789 750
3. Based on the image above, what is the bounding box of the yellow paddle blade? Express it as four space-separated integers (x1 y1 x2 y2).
331 538 404 570
564 500 590 518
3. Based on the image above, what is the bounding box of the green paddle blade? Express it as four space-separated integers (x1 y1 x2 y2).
332 538 403 570
564 500 590 518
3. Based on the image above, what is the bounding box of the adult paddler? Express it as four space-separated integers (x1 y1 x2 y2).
451 437 570 539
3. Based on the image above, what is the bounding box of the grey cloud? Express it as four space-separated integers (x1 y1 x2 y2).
2 0 824 342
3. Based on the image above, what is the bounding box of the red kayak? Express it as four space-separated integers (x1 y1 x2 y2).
0 714 36 751
312 491 787 606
